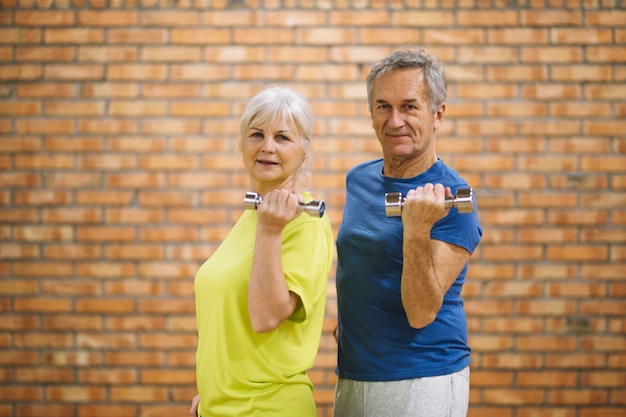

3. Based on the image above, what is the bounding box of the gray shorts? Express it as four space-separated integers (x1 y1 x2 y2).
333 366 470 417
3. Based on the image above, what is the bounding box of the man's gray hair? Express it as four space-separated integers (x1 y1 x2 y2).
366 48 447 114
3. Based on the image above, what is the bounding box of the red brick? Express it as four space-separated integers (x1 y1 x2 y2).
14 332 74 349
108 100 166 116
141 83 201 98
77 119 137 134
14 367 75 384
80 82 139 97
40 279 100 296
105 316 164 331
518 300 578 316
13 84 73 99
165 314 195 330
0 314 39 330
44 28 104 43
138 405 189 417
107 64 167 80
168 64 229 81
78 46 138 62
580 408 626 417
585 10 626 26
0 28 41 43
75 190 133 206
78 10 138 26
105 351 165 367
140 119 201 134
548 389 607 405
109 386 168 402
0 64 42 81
108 29 166 44
0 243 40 259
76 154 137 170
14 154 74 169
141 46 201 62
140 10 198 26
136 191 193 208
104 244 164 260
457 10 517 26
581 371 626 388
77 405 137 417
43 315 102 331
104 281 163 296
105 172 165 188
588 46 626 63
140 369 194 385
77 368 137 384
16 46 76 62
170 28 229 44
45 101 105 116
139 333 196 350
14 297 72 313
76 333 136 350
14 11 75 25
0 351 39 365
47 386 106 402
44 64 105 80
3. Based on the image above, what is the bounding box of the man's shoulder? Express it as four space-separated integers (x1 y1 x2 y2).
348 158 383 176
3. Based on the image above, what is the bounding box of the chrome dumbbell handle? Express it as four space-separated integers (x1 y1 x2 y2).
244 192 325 218
385 188 474 217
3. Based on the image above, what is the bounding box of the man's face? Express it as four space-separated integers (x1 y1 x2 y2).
370 68 445 163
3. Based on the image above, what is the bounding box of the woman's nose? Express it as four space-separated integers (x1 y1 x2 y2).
259 136 276 152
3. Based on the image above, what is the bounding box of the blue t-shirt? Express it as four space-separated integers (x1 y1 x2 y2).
335 158 483 381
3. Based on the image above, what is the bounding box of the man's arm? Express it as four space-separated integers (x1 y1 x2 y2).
401 236 469 329
399 183 470 329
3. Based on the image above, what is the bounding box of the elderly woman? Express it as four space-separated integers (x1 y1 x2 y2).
190 86 334 417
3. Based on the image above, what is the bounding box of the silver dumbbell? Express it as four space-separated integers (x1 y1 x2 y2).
244 192 325 218
385 188 474 217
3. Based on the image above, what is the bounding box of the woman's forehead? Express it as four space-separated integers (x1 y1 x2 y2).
252 115 296 132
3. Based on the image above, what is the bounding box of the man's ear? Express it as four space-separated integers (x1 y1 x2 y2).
434 103 446 130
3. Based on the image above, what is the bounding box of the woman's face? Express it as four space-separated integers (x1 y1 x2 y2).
241 117 306 194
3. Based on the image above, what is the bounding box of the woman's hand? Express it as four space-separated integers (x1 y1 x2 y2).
255 189 300 234
189 394 200 417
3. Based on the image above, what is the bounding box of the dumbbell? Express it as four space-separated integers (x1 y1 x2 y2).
385 188 474 217
244 192 325 218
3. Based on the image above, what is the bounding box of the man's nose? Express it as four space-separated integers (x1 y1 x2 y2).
388 109 404 128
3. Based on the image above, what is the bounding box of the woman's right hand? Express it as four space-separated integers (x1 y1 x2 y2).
189 394 200 417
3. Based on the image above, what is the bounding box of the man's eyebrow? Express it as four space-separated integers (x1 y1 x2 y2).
374 98 418 104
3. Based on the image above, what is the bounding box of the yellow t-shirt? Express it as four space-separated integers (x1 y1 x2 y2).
194 192 334 417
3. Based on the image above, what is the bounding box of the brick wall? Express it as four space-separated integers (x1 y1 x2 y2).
1 1 625 417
